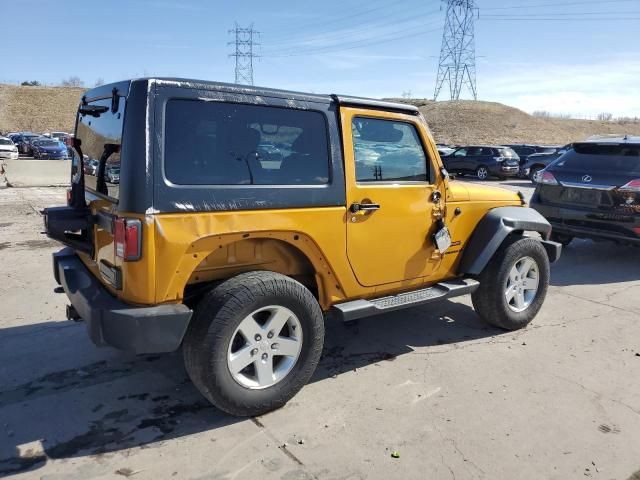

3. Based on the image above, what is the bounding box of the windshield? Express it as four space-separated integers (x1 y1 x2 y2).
0 139 13 145
75 96 125 200
552 143 640 174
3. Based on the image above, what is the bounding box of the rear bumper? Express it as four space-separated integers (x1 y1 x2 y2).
53 248 192 354
531 201 640 245
491 165 519 177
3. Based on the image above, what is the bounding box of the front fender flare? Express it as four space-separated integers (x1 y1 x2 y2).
458 206 557 275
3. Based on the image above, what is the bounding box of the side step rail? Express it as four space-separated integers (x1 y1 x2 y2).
331 278 480 322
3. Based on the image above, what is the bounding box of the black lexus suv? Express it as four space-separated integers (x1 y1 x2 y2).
443 145 520 180
531 137 640 246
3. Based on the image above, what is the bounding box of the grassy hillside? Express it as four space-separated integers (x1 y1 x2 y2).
1 84 639 145
389 98 640 145
0 84 84 134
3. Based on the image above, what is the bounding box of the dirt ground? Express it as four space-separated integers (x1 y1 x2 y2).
1 183 640 480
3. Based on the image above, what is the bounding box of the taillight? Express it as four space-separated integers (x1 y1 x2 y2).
114 218 142 261
620 179 640 192
66 188 72 205
539 171 558 185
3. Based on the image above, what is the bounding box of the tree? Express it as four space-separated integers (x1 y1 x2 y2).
94 78 105 87
597 112 613 122
21 80 41 86
61 76 84 87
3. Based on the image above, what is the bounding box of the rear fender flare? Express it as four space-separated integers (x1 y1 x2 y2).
458 206 554 275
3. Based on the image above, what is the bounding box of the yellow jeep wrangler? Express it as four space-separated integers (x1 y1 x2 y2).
44 78 561 416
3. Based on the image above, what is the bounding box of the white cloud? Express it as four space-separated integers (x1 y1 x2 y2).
480 54 640 117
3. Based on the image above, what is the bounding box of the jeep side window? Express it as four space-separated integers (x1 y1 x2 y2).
164 100 330 185
352 117 428 183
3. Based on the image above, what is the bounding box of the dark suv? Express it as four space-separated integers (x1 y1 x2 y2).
531 137 640 246
507 145 561 178
443 146 520 180
523 144 573 182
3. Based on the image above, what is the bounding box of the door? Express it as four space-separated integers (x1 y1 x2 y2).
341 107 443 287
463 147 484 172
448 148 468 173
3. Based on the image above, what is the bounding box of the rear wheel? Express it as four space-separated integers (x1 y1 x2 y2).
551 232 573 246
476 166 489 180
183 271 324 416
472 236 550 330
529 166 542 183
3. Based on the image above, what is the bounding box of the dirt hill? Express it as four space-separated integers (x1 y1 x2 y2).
0 84 84 134
389 98 640 145
1 84 639 145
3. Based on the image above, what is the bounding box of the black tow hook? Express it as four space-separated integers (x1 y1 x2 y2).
66 304 82 322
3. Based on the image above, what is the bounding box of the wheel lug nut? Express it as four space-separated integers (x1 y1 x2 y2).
267 331 274 339
251 348 258 356
271 343 279 350
255 334 262 341
261 353 268 360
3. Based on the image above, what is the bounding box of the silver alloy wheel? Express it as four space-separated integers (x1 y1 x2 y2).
227 305 303 390
505 256 540 313
477 167 488 180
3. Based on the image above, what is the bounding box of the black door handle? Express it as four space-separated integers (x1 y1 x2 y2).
350 202 381 213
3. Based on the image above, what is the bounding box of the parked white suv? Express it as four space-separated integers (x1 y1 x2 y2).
0 137 19 160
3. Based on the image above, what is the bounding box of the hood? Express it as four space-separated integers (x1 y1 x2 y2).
40 145 65 151
0 145 15 151
448 181 521 203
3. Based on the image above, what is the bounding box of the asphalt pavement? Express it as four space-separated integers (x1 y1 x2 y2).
1 182 639 480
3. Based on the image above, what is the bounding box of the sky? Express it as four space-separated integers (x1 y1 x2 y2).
2 0 639 117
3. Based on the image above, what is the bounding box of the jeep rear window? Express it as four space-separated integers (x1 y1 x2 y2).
164 99 330 185
75 96 125 200
553 144 640 174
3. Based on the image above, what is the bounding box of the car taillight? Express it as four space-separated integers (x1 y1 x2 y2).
114 218 142 261
620 179 640 192
66 188 72 205
539 171 558 185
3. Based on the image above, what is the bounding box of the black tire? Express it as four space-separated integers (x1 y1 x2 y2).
550 232 573 246
471 236 550 331
476 165 490 180
183 271 324 416
529 167 542 184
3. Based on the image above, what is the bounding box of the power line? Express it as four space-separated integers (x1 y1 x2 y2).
482 11 640 16
228 23 260 85
482 0 639 9
434 0 478 101
269 0 409 38
265 8 442 48
480 16 640 21
263 23 443 58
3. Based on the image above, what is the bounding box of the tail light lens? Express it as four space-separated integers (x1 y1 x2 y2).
620 179 640 192
539 171 558 185
114 218 142 261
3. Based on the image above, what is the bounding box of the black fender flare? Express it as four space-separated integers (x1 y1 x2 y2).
458 206 560 275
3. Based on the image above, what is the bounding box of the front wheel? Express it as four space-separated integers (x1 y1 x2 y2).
476 166 489 180
472 236 550 330
183 271 325 416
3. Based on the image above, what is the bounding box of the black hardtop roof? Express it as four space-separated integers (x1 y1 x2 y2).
81 77 419 115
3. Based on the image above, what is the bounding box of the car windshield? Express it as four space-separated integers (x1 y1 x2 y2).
0 139 13 145
553 143 640 174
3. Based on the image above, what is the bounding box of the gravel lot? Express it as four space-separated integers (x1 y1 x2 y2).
1 181 639 480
